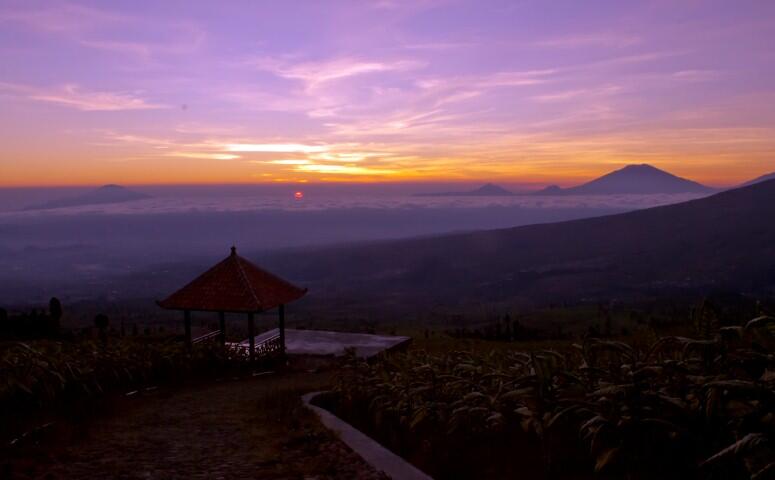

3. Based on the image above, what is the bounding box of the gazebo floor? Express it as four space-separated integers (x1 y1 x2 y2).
241 328 411 358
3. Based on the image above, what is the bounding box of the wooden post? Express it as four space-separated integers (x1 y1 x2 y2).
184 310 192 351
278 304 286 356
248 312 255 363
218 311 226 346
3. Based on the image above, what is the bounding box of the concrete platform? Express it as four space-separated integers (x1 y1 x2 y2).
242 328 411 358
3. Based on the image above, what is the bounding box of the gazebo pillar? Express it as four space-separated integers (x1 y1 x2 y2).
278 304 286 355
247 312 255 362
218 311 226 346
184 310 192 350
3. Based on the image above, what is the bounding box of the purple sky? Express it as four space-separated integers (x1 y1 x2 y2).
1 0 774 186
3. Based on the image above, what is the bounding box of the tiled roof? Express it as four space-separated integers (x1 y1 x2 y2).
158 247 306 312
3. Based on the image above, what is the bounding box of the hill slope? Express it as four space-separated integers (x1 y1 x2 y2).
24 185 150 210
535 164 714 195
265 180 775 309
741 171 775 187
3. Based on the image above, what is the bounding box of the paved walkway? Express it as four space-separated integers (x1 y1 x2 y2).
8 374 388 479
246 329 411 358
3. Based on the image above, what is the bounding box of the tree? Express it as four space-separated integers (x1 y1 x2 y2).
48 297 62 335
94 313 109 344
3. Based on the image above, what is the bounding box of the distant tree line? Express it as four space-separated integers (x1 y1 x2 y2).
446 294 775 343
447 313 542 342
0 297 63 339
0 297 120 341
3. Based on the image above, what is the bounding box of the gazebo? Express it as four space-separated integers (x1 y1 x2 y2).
157 246 307 361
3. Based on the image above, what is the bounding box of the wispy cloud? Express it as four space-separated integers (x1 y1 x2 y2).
530 85 622 103
0 83 170 111
165 152 241 161
248 56 424 90
263 159 311 165
0 3 205 61
0 3 130 34
294 164 397 175
223 143 329 153
533 33 641 49
670 70 720 82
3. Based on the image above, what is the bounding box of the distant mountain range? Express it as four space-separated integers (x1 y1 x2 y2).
24 185 150 211
265 179 775 311
534 164 714 195
414 164 719 197
416 183 515 197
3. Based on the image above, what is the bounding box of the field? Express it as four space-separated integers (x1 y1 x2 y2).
326 316 775 479
3 310 775 479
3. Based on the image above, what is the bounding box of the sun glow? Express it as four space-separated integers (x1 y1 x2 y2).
0 2 774 187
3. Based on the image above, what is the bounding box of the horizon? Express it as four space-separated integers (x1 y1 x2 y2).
0 162 764 190
2 1 775 187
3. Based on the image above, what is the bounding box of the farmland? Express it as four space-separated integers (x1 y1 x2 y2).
327 316 775 479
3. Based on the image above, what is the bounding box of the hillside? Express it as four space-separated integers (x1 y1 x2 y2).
741 171 775 187
24 184 150 210
534 164 714 195
264 180 775 310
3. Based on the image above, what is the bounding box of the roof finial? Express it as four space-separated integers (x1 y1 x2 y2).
230 245 237 256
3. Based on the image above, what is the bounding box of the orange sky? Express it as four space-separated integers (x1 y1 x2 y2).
2 1 775 188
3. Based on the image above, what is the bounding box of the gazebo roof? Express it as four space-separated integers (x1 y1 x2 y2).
158 247 306 313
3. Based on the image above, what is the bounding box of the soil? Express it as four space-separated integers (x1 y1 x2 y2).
4 372 388 479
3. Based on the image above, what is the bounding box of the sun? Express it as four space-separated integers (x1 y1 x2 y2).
294 191 304 200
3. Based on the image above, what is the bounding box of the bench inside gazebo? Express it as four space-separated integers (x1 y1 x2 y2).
157 246 307 362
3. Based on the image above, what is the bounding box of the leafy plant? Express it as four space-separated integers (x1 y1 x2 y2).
333 316 775 479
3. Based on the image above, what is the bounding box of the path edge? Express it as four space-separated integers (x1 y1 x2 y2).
302 391 433 480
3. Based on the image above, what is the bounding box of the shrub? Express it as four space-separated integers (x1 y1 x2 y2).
334 316 775 479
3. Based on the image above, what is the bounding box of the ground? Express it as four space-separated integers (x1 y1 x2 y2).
6 372 388 480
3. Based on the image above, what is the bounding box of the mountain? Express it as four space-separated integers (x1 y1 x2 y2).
24 185 150 211
264 180 775 311
533 164 714 195
740 172 775 187
416 183 514 196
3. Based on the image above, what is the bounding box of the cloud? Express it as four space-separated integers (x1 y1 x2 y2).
0 83 170 111
294 164 397 175
223 143 329 153
530 85 623 103
248 56 424 90
264 159 311 165
475 69 557 88
0 3 204 61
533 33 641 49
670 70 720 82
0 3 129 34
166 152 241 161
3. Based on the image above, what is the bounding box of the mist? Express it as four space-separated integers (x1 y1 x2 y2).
0 184 708 304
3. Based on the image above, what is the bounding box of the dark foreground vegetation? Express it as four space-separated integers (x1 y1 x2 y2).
0 337 256 446
328 316 775 479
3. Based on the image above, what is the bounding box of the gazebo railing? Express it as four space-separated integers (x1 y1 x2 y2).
228 333 283 359
192 330 221 345
255 333 283 357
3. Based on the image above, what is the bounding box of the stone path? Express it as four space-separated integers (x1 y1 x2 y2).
8 374 388 479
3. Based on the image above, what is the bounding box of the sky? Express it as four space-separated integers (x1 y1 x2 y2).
1 0 774 187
